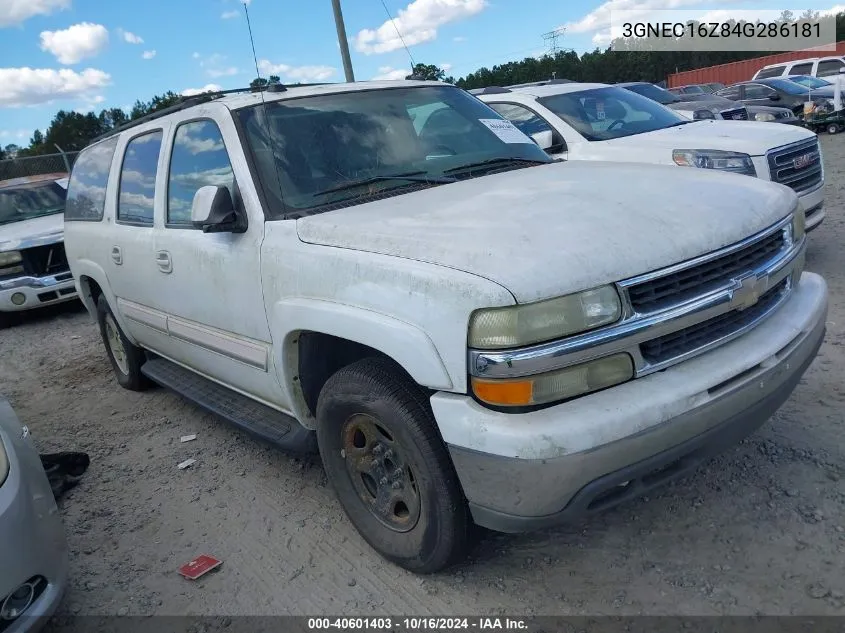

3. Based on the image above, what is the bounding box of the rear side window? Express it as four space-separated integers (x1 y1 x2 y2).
118 130 163 225
717 86 741 100
167 120 235 226
791 63 813 75
756 66 785 79
65 137 119 221
817 59 844 77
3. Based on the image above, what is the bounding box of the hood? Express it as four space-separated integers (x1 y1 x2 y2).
0 213 65 251
602 119 813 155
296 161 796 303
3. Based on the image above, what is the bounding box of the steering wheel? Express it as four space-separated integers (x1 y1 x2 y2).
607 119 626 131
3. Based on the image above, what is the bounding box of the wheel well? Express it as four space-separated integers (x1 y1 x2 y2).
79 275 103 307
297 332 422 418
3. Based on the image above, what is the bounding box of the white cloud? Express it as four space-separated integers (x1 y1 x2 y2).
0 67 111 107
181 83 223 97
221 10 239 19
0 0 70 27
372 66 409 80
453 35 467 42
197 53 240 78
207 66 239 78
440 62 452 72
142 50 156 60
257 59 336 82
40 22 109 64
192 52 201 59
354 0 487 55
0 129 30 141
75 95 106 114
117 28 144 44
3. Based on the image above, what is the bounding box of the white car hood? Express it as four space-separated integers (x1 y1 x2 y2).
0 213 65 251
603 120 815 156
296 161 796 303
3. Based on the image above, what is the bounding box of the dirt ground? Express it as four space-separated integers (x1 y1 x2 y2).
1 134 844 618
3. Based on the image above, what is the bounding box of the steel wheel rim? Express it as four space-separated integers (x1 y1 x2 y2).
341 413 421 532
104 314 129 375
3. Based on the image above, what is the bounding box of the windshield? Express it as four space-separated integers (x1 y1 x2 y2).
763 79 811 95
0 180 67 226
236 85 552 217
788 75 832 89
538 86 688 142
623 83 679 104
683 86 706 94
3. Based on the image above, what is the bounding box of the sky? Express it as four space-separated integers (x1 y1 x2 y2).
1 0 843 146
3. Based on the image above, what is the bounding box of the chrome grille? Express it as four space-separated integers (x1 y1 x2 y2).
626 229 785 313
640 278 789 364
767 137 822 193
21 243 69 277
720 107 748 120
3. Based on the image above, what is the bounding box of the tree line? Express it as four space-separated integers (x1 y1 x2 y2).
2 10 842 163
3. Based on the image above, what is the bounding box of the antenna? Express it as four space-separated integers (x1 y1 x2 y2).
542 27 566 56
243 1 266 89
380 0 416 72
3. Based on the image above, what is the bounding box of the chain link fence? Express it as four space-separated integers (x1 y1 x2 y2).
0 151 80 181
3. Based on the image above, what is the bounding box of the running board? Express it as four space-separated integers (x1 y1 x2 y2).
141 358 317 454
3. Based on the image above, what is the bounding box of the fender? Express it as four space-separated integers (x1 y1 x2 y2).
270 297 454 423
71 259 140 346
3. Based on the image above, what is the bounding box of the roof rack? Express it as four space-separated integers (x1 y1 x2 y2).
89 82 333 144
505 79 574 88
468 87 512 95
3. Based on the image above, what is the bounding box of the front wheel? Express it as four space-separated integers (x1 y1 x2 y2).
316 357 469 573
96 295 150 391
827 123 840 134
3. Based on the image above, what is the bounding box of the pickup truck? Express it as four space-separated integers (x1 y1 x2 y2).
64 80 828 573
475 82 826 232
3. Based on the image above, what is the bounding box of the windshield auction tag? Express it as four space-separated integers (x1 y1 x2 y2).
478 119 534 144
595 102 606 120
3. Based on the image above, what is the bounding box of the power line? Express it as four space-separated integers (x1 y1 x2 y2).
379 0 416 71
542 27 566 55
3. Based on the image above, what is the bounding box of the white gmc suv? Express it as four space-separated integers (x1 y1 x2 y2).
475 81 826 232
63 80 828 573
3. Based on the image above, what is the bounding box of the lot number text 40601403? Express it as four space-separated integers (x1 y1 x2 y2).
307 617 529 630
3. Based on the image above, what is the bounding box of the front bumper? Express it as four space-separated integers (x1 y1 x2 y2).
432 272 827 532
0 272 77 313
0 399 69 632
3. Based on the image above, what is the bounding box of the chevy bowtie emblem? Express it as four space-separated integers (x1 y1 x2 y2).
731 275 763 311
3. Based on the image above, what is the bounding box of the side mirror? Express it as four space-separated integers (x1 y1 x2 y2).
769 94 781 101
191 185 244 233
530 130 555 151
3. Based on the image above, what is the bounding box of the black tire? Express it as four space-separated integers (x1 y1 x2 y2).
316 357 469 573
827 123 840 135
96 295 150 391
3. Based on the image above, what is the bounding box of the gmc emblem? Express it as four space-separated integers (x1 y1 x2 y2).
793 153 815 170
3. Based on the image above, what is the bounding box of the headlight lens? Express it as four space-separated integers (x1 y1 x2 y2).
672 149 757 176
755 112 776 122
468 286 622 349
0 438 8 488
693 109 716 120
472 353 634 407
0 251 22 267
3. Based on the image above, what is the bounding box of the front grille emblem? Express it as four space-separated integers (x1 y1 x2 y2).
793 153 816 170
730 274 764 311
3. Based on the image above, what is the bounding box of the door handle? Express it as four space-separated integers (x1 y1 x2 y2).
156 250 172 274
111 246 122 265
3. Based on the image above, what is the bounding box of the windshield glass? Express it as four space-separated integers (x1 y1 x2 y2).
0 180 67 226
236 85 552 217
538 86 688 141
623 83 678 104
788 75 832 89
763 79 811 95
683 86 706 94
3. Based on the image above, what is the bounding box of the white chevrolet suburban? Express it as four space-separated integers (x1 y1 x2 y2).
63 80 828 573
475 82 826 232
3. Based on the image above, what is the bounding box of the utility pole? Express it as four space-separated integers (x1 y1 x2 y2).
331 0 356 82
542 27 566 56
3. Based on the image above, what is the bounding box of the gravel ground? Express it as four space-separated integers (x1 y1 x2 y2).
1 134 844 618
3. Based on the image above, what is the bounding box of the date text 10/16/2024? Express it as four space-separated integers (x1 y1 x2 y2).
307 618 528 631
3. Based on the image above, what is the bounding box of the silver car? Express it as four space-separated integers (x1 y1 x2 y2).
0 397 68 632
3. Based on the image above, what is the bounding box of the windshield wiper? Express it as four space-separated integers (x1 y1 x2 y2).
443 157 547 174
313 171 456 197
665 120 694 128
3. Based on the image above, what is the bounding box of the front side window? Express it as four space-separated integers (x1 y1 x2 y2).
237 85 551 217
118 130 163 224
64 137 119 222
538 86 687 141
790 63 813 75
756 66 785 79
817 59 845 77
717 86 741 100
0 179 67 226
486 103 554 137
168 120 235 226
744 84 776 99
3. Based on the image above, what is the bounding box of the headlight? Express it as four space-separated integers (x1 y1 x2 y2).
755 112 776 122
672 149 757 176
0 251 22 267
471 353 634 407
693 109 716 120
0 438 8 488
468 286 622 349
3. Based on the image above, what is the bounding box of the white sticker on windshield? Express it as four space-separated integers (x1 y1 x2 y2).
479 118 534 144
